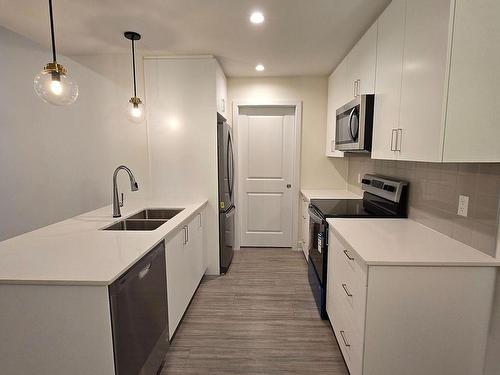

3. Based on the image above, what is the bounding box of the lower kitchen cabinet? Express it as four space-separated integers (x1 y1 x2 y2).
299 195 310 260
165 211 206 338
326 228 496 375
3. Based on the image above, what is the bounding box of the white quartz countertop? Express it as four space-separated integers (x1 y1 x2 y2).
327 218 500 267
0 199 208 285
301 189 361 201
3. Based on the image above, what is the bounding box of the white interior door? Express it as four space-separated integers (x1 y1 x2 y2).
238 106 296 247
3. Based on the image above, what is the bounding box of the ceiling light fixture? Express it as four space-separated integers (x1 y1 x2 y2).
34 0 78 106
255 64 265 72
124 31 145 123
250 11 265 24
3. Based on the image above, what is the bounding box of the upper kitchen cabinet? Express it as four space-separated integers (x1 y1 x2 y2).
371 0 406 160
215 62 228 117
347 22 378 97
397 0 452 162
372 0 500 162
325 58 348 157
442 0 500 162
325 23 377 157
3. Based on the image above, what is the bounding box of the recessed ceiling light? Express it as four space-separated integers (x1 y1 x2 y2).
255 64 265 72
250 12 265 24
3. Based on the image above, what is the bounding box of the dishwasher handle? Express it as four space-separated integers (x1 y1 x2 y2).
138 263 151 279
112 242 164 293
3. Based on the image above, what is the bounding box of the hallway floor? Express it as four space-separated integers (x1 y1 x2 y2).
161 248 349 374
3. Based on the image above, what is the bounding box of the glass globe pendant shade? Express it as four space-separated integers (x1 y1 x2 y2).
34 63 78 106
127 97 145 123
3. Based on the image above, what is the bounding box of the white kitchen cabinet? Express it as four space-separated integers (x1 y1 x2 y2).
442 0 500 162
299 195 310 260
165 211 205 339
371 0 500 162
326 228 496 375
144 56 221 275
215 61 228 116
347 22 378 97
325 58 348 157
371 0 406 160
397 0 452 162
325 23 377 158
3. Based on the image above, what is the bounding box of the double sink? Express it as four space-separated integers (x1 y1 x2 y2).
103 209 184 231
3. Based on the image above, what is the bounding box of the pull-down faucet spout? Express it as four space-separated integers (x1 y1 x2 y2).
112 165 139 218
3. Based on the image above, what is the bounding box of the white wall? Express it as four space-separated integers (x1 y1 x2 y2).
0 27 150 241
227 76 348 190
143 57 220 275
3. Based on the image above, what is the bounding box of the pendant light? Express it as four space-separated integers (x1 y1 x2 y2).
33 0 78 106
124 31 145 123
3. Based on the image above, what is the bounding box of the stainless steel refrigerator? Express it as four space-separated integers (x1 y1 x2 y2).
217 114 235 273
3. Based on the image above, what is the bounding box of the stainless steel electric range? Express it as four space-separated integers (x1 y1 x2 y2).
307 174 409 319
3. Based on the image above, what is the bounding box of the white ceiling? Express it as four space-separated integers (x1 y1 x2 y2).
0 0 390 77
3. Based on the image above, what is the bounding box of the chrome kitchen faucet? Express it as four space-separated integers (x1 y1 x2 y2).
112 165 139 218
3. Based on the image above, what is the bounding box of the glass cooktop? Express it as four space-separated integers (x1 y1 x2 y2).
310 198 399 218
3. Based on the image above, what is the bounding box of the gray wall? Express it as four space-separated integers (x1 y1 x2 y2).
347 155 500 257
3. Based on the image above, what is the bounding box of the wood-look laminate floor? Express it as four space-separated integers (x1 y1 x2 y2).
161 248 349 375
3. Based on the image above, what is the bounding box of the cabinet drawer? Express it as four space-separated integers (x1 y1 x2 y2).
331 230 367 286
332 295 364 375
329 230 368 335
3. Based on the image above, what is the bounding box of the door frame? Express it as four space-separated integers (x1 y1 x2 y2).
232 100 303 250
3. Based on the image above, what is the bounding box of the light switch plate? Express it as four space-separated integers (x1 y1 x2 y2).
457 195 469 217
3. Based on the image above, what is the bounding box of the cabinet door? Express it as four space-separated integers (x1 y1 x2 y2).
165 228 189 339
443 0 500 162
397 0 453 161
348 22 378 96
371 0 406 160
215 62 227 115
325 72 345 157
334 57 351 110
300 197 310 260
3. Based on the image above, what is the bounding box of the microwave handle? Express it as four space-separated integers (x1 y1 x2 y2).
348 108 357 141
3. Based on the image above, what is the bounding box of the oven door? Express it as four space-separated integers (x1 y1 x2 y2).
307 205 329 319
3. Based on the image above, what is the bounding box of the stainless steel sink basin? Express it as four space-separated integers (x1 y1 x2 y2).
103 219 167 231
128 208 184 220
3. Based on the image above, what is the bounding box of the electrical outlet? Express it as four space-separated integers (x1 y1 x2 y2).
357 174 362 184
457 195 469 217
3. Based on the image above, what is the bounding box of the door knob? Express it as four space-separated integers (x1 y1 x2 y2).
286 184 292 189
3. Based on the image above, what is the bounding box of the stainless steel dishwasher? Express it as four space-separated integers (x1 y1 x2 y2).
109 241 169 375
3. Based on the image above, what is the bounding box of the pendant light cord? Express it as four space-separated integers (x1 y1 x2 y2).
131 39 137 98
48 0 57 63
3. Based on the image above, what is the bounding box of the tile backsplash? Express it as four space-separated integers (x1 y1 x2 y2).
347 155 500 257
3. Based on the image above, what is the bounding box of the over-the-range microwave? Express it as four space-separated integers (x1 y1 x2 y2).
335 94 374 152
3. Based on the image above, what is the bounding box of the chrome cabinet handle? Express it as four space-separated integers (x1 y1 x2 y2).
390 129 397 151
198 213 202 228
343 250 354 261
183 226 188 245
340 330 351 347
397 128 403 151
353 80 357 98
356 79 361 97
342 283 353 297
